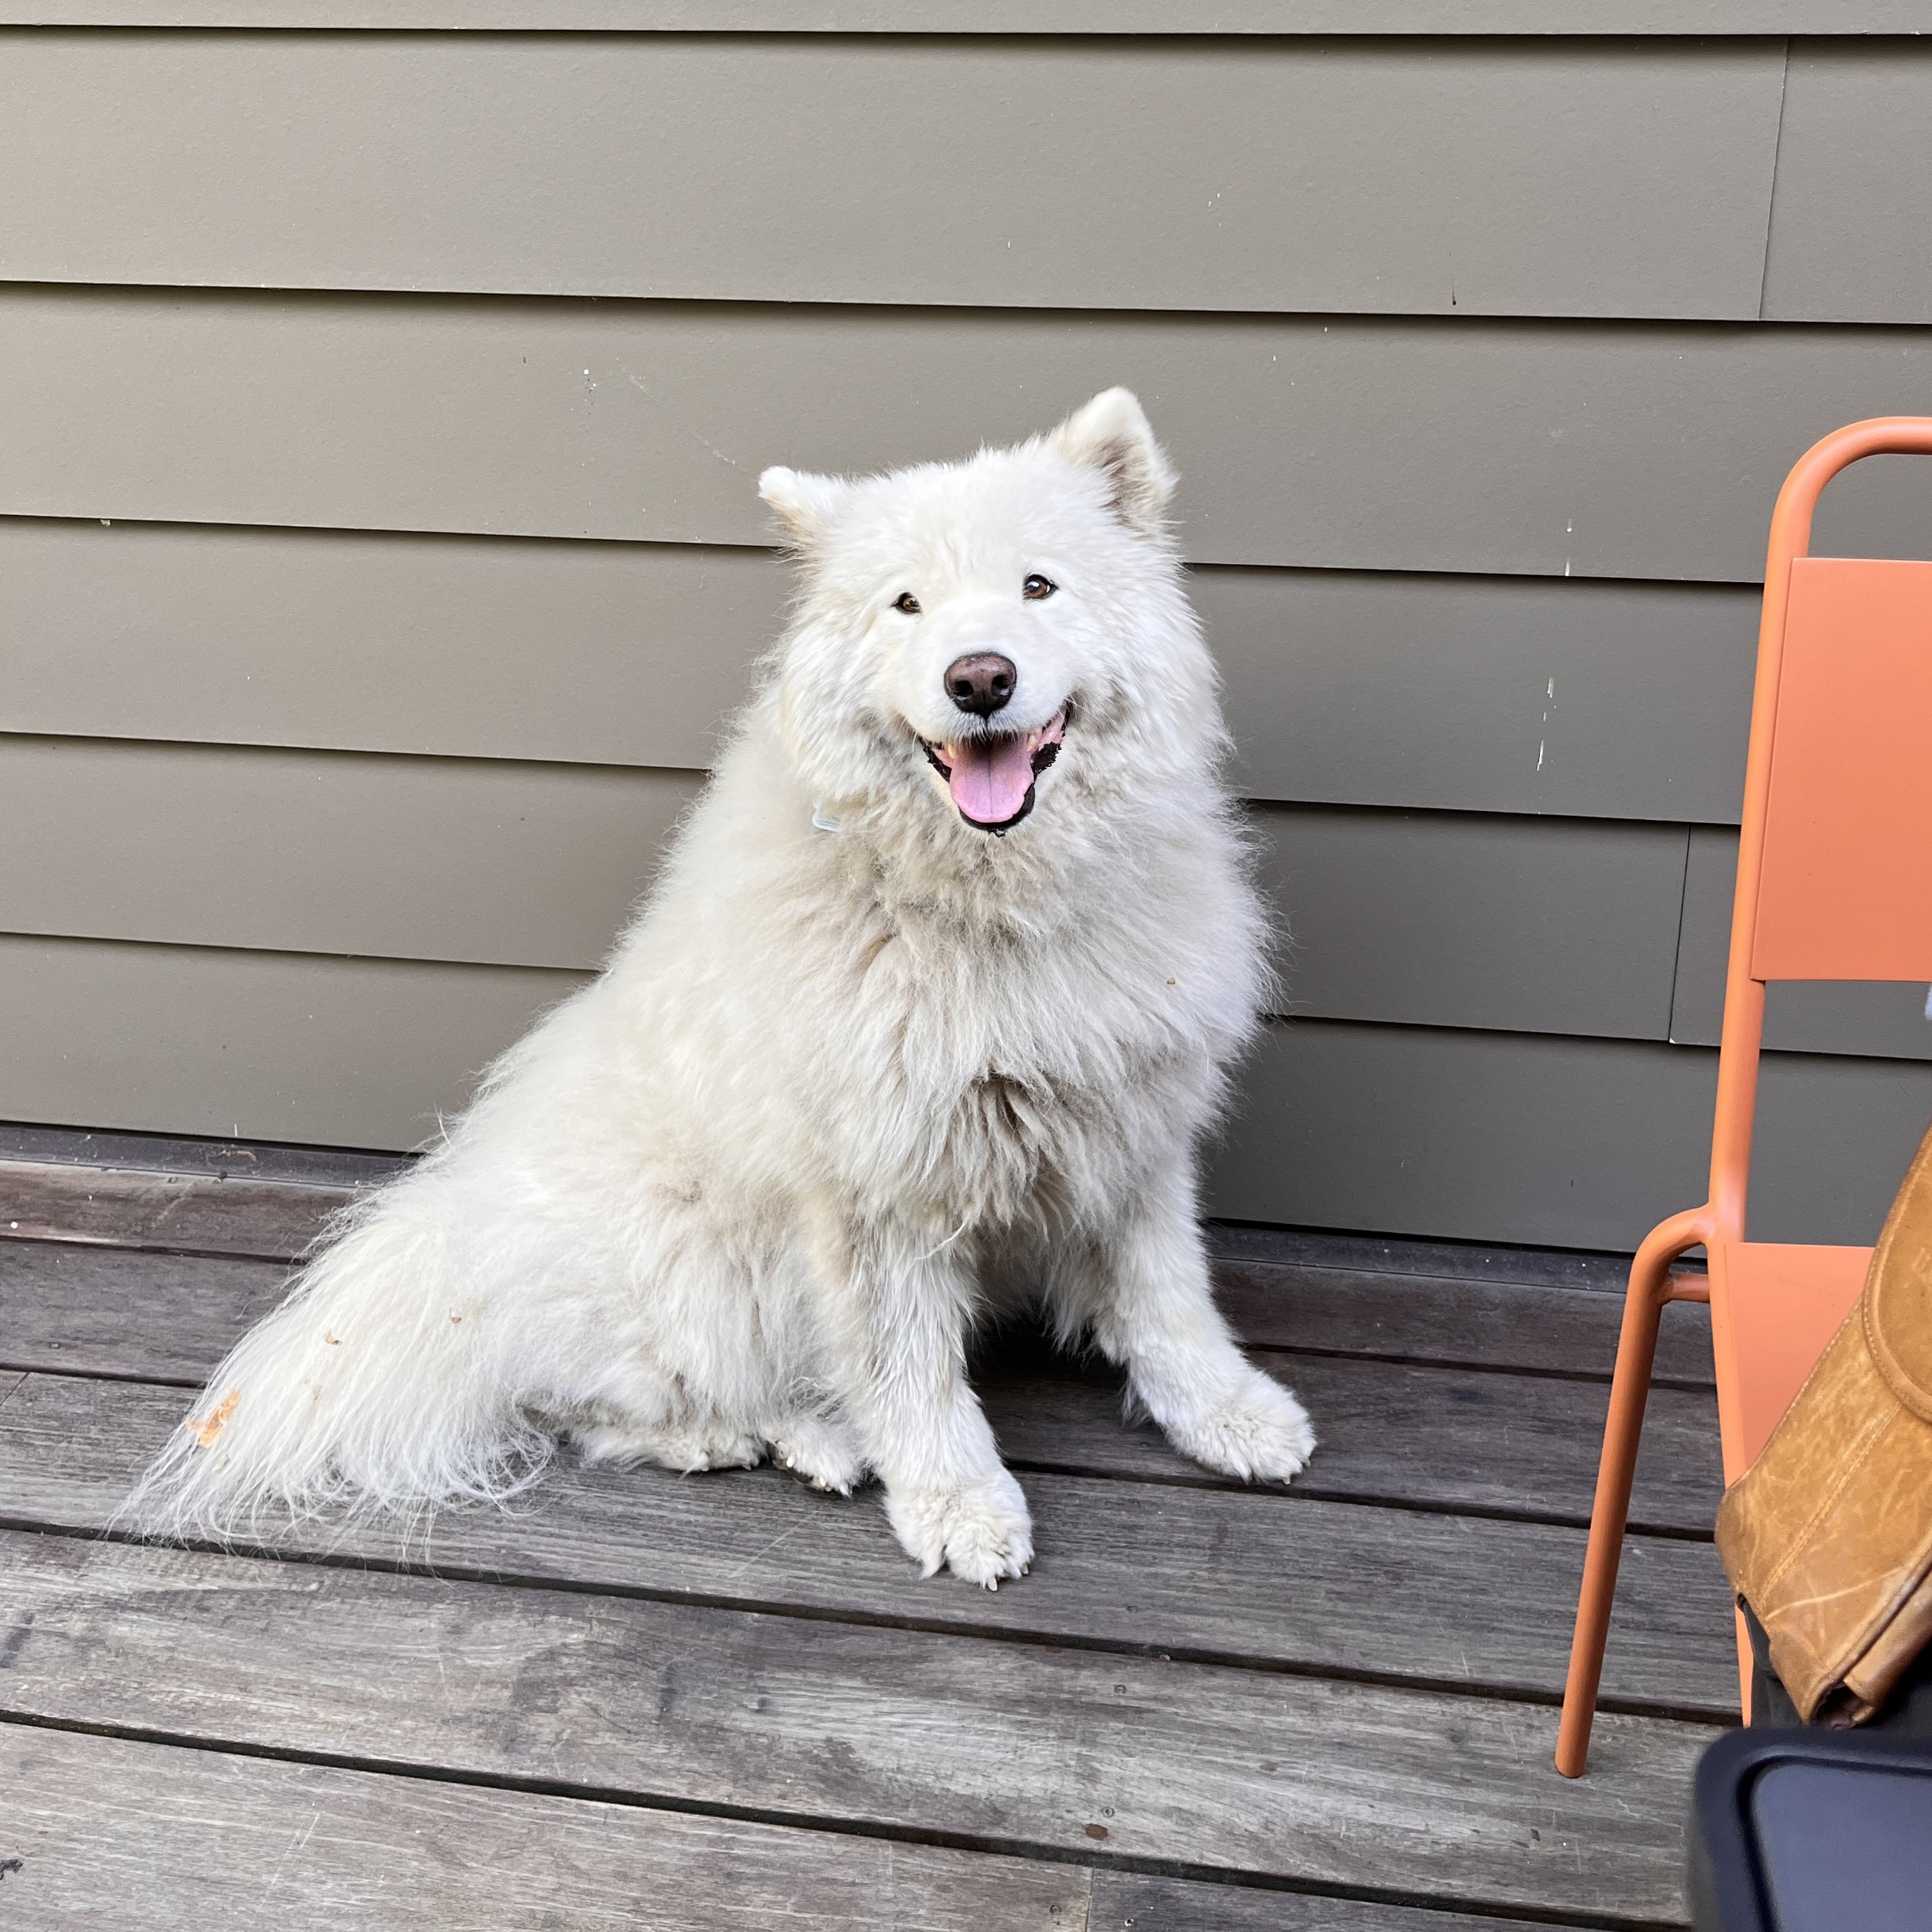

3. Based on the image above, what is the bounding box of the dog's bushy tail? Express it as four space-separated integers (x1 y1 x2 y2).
125 1183 553 1544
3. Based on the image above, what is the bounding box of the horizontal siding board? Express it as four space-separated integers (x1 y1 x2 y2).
1671 825 1932 1058
1746 1052 1932 1237
1208 565 1759 821
0 519 780 771
3 518 1762 823
10 288 1932 580
1211 1020 1714 1248
0 934 585 1148
0 935 1924 1247
0 736 698 969
1210 1018 1932 1250
1762 44 1932 325
1258 805 1688 1040
0 740 1688 1046
1756 984 1932 1059
0 34 1785 322
0 5 1923 28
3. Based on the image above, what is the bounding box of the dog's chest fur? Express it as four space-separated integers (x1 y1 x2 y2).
840 862 1246 1227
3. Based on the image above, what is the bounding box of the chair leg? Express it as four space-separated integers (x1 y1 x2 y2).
1554 1210 1708 1777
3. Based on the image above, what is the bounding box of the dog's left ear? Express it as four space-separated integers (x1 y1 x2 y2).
759 466 849 551
1048 388 1177 536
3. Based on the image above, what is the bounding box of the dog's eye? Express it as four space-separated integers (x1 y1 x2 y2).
1022 574 1057 601
893 592 922 616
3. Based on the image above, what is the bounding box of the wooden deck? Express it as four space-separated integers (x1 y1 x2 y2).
0 1129 1732 1929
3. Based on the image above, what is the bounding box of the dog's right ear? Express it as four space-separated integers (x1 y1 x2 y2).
759 467 849 550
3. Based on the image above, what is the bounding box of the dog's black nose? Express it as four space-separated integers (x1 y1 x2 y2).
945 654 1017 717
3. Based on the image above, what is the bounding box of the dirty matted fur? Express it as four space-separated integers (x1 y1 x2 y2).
133 388 1316 1585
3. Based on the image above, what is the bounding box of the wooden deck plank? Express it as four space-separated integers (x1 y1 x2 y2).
1 1136 1643 1289
0 1372 1738 1715
0 1159 351 1262
0 1721 1095 1931
0 1150 1714 1383
0 1243 290 1383
0 1727 1535 1932
983 1351 1723 1536
1084 1874 1529 1931
0 1529 1714 1920
1214 1257 1715 1386
1209 1225 1637 1291
0 1214 1714 1388
0 1124 408 1189
7 1232 1690 1385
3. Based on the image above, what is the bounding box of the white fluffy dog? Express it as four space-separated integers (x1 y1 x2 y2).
139 389 1316 1585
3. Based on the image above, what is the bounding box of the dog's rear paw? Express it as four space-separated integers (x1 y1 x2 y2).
1163 1368 1316 1483
885 1467 1034 1588
768 1412 869 1495
576 1418 763 1474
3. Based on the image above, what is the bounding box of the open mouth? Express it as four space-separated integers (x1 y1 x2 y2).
921 705 1069 834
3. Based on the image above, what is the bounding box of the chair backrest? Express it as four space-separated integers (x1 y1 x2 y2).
1754 556 1932 982
1709 421 1932 1239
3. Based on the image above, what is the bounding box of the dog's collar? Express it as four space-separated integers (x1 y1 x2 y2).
811 803 843 834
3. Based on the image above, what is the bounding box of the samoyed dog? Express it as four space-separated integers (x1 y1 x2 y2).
138 389 1315 1585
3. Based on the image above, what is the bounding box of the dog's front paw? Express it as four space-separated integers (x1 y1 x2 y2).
1162 1367 1316 1483
885 1467 1034 1588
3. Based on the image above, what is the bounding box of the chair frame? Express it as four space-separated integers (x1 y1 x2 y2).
1554 417 1932 1779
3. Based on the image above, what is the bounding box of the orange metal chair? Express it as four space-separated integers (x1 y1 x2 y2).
1556 418 1932 1778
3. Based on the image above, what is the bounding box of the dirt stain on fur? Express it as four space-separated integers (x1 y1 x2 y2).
185 1388 239 1448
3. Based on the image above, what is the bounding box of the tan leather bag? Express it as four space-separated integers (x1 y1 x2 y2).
1715 1122 1932 1725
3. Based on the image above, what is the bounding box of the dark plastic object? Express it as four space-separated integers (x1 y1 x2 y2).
1743 1599 1932 1733
1690 1728 1932 1931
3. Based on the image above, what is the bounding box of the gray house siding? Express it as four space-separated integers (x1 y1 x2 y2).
3 6 1930 33
5 18 1932 1250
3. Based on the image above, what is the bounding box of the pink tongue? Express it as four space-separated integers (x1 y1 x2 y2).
947 735 1036 825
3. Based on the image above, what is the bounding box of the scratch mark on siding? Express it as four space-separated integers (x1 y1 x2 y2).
1758 41 1793 323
